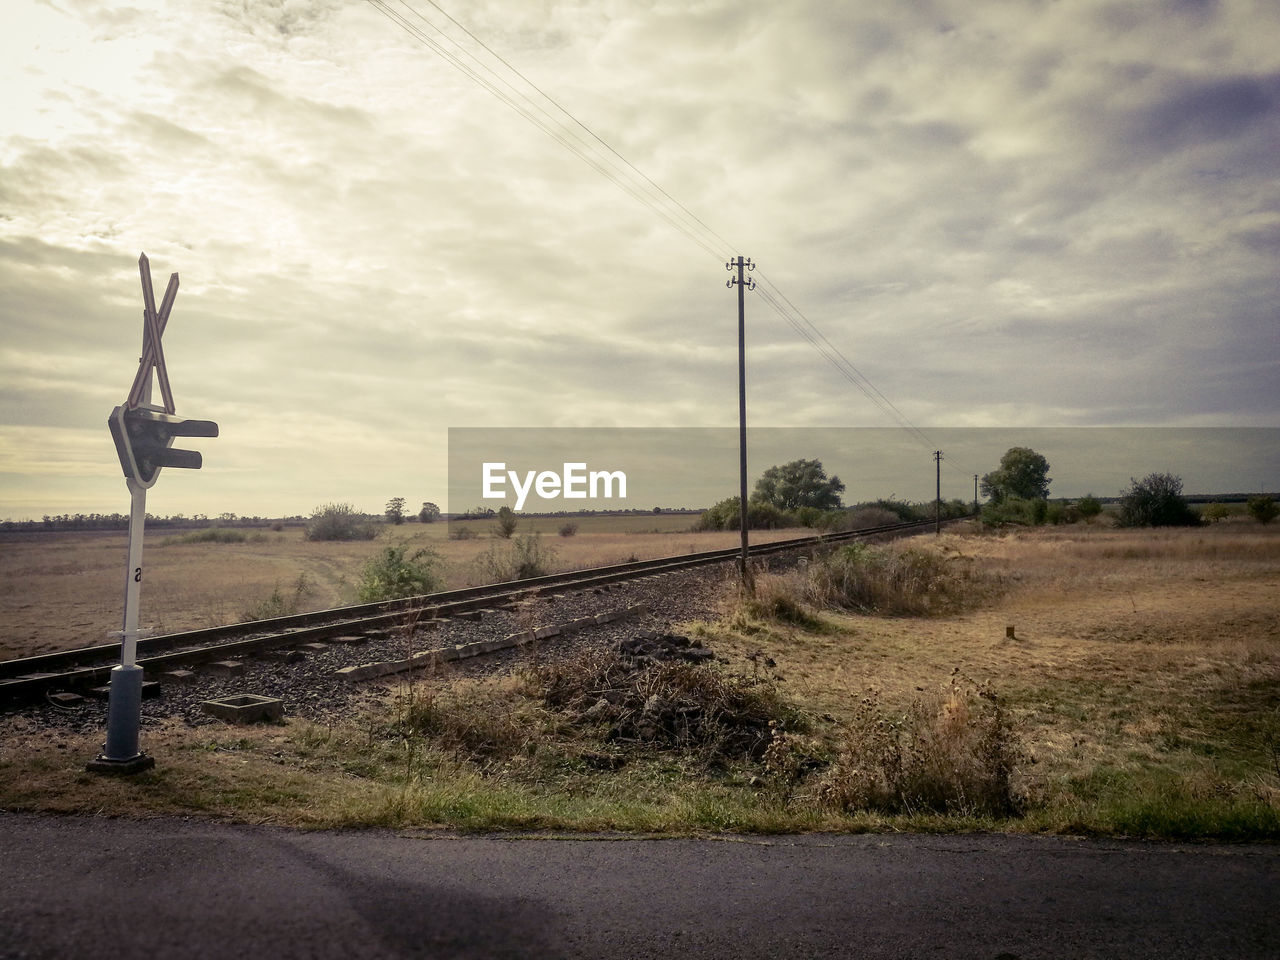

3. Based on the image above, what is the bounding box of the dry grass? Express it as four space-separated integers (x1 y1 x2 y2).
697 522 1280 834
2 521 1276 838
0 517 812 659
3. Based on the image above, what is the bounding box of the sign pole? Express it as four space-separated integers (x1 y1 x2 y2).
88 476 155 773
90 252 217 775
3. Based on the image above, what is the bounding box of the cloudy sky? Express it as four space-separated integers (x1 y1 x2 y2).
2 0 1277 519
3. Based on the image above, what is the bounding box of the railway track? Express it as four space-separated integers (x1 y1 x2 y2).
0 518 947 704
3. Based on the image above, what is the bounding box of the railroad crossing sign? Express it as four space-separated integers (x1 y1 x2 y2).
91 253 218 775
127 252 177 413
108 253 217 489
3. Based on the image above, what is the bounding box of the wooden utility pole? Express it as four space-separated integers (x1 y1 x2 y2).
727 256 756 588
934 450 943 535
974 474 980 515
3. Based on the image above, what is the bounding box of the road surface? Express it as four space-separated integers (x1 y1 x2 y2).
1 813 1276 958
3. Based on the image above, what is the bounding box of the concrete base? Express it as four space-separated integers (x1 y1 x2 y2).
201 694 285 724
86 752 155 775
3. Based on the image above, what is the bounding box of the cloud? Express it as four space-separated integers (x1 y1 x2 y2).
0 0 1277 518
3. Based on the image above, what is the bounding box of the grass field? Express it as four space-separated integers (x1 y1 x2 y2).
0 514 802 660
2 519 1277 839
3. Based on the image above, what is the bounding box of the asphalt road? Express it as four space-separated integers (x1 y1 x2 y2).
1 813 1276 959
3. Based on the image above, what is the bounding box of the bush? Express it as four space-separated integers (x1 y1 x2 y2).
1247 495 1278 525
306 503 378 541
804 542 984 616
494 506 518 539
558 521 578 537
356 545 442 603
981 496 1048 527
1202 502 1232 524
815 678 1023 817
167 527 247 545
1076 495 1103 522
241 575 314 621
448 524 479 540
477 533 555 583
1118 473 1200 528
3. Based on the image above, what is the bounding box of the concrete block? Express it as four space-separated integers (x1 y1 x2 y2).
47 691 84 706
205 660 246 676
534 625 561 640
326 634 368 645
298 642 330 652
507 630 536 646
161 669 197 683
260 649 305 663
200 694 285 724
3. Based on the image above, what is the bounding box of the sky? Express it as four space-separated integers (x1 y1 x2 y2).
2 0 1278 520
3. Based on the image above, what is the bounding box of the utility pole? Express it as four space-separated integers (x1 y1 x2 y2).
726 256 756 588
934 450 943 535
974 474 980 516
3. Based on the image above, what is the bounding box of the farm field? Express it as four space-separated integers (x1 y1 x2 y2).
0 514 804 660
1 518 1277 838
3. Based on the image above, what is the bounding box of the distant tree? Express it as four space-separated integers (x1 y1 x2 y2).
1076 494 1103 522
1202 501 1231 524
752 458 845 511
495 505 518 539
1117 473 1199 527
306 503 378 541
385 497 406 525
981 447 1051 504
418 501 441 524
1247 495 1278 525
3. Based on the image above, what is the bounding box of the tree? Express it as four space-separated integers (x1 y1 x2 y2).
981 447 1051 504
385 497 406 525
752 458 845 511
495 505 518 538
306 503 377 541
418 501 441 523
1247 495 1278 525
1076 494 1103 523
1117 473 1199 527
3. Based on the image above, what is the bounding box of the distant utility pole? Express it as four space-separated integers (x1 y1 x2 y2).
934 450 943 535
727 256 756 588
974 474 980 516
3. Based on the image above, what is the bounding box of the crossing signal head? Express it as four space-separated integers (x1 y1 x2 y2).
109 405 218 488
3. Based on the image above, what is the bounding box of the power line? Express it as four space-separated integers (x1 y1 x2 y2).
363 0 978 480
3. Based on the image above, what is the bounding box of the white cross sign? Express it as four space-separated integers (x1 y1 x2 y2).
126 252 178 414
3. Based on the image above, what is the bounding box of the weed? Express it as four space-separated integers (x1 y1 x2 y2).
476 533 555 583
240 574 315 621
163 527 247 545
355 545 442 603
815 676 1025 817
306 503 378 541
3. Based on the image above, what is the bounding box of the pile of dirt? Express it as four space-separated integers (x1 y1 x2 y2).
524 634 794 760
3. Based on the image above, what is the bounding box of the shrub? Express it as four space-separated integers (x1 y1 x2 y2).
1076 495 1103 522
846 507 905 530
815 678 1024 817
1117 473 1200 528
448 524 479 540
241 575 314 621
306 503 378 541
558 521 578 537
805 542 985 616
356 545 442 603
166 527 247 545
494 506 518 539
1202 502 1231 524
476 533 555 583
1247 495 1278 525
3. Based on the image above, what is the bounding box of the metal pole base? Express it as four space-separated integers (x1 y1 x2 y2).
86 664 154 775
86 753 155 775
